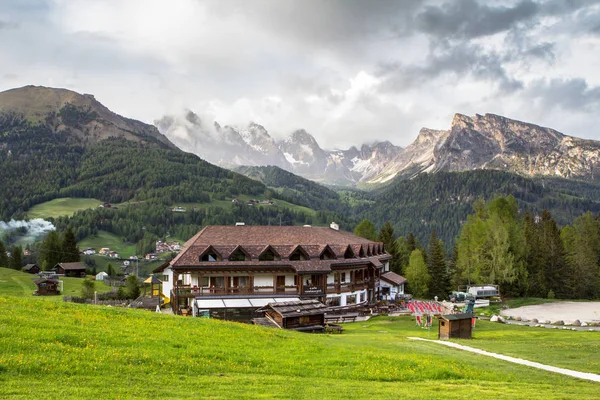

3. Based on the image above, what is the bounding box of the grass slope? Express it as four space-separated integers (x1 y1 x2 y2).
26 197 102 219
78 231 137 258
0 288 598 399
0 268 113 298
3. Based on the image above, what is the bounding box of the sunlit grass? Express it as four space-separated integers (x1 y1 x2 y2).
0 289 598 399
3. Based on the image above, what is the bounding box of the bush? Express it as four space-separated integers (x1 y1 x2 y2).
547 290 556 299
81 279 95 299
126 275 141 299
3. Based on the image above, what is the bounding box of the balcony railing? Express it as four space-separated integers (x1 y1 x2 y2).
174 285 300 297
326 280 369 294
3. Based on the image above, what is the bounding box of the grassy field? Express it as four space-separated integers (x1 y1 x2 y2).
0 268 113 299
0 278 599 399
78 230 137 258
26 198 102 219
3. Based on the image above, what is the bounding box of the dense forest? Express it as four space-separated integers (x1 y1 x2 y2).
367 170 600 247
362 196 600 300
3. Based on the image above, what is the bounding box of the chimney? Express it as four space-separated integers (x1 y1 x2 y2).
330 222 339 231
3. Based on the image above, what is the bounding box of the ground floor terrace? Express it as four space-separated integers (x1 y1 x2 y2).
166 265 382 317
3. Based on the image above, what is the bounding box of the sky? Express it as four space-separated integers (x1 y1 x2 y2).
1 0 600 149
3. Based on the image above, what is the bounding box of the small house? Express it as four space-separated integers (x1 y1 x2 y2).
438 313 474 340
257 299 328 333
96 271 109 281
34 278 61 296
109 251 119 258
380 271 407 301
22 264 41 274
99 248 110 255
53 262 87 278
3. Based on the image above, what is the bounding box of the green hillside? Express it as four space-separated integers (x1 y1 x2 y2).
0 289 598 399
26 198 102 219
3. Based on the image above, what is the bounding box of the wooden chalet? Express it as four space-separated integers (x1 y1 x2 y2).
53 262 87 278
155 224 392 318
438 313 474 340
34 278 61 296
22 264 41 274
255 299 328 332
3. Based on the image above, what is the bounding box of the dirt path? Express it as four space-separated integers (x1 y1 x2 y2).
408 337 600 383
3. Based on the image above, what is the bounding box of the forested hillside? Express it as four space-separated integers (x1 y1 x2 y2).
234 165 344 212
367 170 600 246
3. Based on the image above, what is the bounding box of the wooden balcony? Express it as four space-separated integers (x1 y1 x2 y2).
326 280 369 294
174 285 300 297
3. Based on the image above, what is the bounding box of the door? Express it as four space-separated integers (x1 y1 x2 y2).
276 276 286 293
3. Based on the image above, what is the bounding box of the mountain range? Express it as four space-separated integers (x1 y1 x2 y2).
157 111 600 186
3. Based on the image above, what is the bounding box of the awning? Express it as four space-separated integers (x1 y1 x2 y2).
195 297 300 309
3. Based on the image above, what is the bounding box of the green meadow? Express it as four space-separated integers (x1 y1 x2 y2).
25 198 102 219
78 230 137 258
0 268 598 399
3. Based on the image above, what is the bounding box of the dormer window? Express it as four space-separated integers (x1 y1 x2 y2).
289 246 309 261
344 245 355 259
200 247 221 262
229 247 250 261
259 246 281 261
319 246 336 260
358 246 366 258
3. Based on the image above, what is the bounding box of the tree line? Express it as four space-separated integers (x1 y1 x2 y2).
355 195 600 300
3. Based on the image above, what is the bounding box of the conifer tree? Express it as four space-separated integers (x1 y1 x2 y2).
0 240 8 269
61 227 80 262
377 221 400 272
427 230 450 299
538 210 567 298
10 245 23 270
40 231 61 270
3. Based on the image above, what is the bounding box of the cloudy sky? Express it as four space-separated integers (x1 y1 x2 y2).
1 0 600 149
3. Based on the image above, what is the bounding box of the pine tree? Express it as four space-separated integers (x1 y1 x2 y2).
523 212 544 297
538 210 567 298
10 245 23 270
126 275 141 299
107 263 115 277
427 230 450 299
40 231 61 270
377 221 400 272
0 240 8 269
61 227 80 262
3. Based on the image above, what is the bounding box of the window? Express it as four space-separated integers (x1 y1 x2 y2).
341 272 346 283
210 277 225 288
326 296 341 307
344 246 355 259
162 275 169 282
358 246 365 258
259 247 281 261
233 276 249 287
382 287 390 296
346 294 357 304
229 248 249 261
320 246 336 260
200 248 220 262
289 246 309 261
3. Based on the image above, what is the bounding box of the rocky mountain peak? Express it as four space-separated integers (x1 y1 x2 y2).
0 85 175 149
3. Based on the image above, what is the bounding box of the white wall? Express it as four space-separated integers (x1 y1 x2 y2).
162 268 173 298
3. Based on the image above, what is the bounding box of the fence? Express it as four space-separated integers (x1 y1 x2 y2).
102 277 127 287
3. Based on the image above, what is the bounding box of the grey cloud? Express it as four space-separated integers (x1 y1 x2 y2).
379 41 522 93
525 78 600 112
415 0 539 40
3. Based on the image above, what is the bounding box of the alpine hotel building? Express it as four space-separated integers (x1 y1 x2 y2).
157 223 400 320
